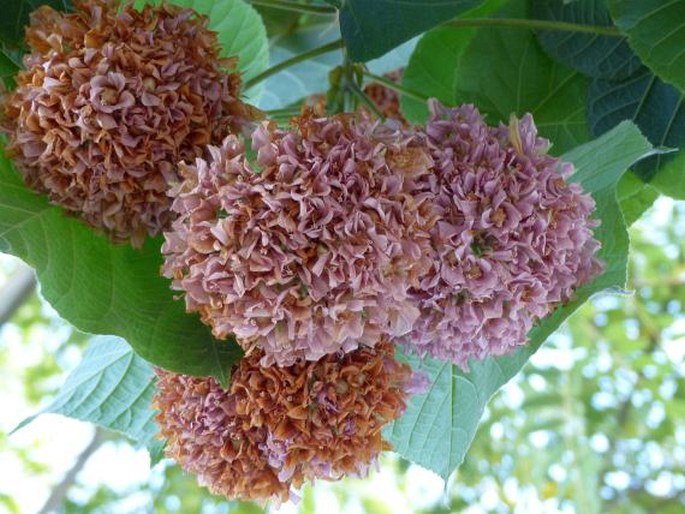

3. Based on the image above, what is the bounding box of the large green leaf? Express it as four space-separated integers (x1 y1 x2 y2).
0 143 242 383
530 0 642 80
609 0 685 94
387 121 655 479
15 336 163 464
133 0 268 93
0 0 72 50
453 5 591 154
587 67 685 181
336 0 483 62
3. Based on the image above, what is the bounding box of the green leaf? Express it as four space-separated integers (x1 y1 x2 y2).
453 5 591 154
399 0 510 123
15 336 163 464
387 121 654 479
0 0 72 50
134 0 268 94
0 141 243 383
587 67 685 181
609 0 685 94
530 0 642 80
617 171 659 226
400 27 473 124
336 0 483 62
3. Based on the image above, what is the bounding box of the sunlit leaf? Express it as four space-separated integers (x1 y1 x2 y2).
399 0 509 123
15 336 163 464
453 3 590 154
400 27 473 124
617 172 659 226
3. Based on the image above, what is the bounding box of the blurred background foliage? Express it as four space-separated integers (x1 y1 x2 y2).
2 198 683 514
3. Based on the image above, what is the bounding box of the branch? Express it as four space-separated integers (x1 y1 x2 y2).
37 428 108 514
0 262 36 326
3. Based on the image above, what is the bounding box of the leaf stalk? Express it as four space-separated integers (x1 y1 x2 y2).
447 17 622 36
245 39 344 90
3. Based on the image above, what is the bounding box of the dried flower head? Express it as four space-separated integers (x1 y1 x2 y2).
231 340 418 482
405 100 603 369
154 341 421 503
154 370 291 504
2 0 249 246
161 113 433 366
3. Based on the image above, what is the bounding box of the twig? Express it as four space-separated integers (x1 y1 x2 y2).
37 428 108 514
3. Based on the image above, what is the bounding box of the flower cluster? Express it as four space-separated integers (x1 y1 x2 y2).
404 101 603 368
153 341 419 504
162 102 602 369
162 113 434 366
1 0 249 246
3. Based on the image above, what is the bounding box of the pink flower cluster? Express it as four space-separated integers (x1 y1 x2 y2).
162 114 433 366
162 102 602 370
405 101 603 368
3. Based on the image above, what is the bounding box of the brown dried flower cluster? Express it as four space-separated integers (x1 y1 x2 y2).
1 0 249 246
154 341 421 504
